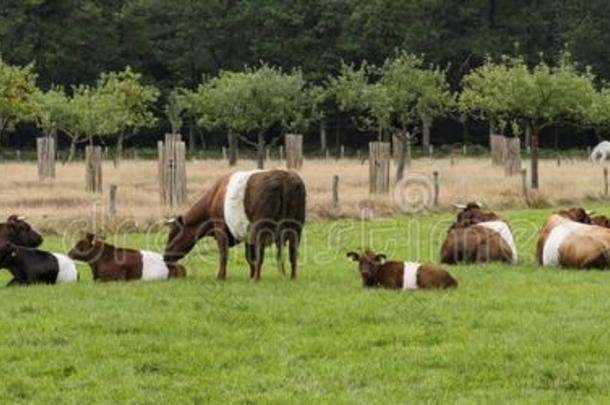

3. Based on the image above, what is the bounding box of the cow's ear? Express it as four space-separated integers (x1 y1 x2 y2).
374 254 387 264
346 252 359 261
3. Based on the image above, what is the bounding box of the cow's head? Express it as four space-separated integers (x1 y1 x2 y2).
591 215 610 228
0 242 16 267
558 208 593 224
68 233 104 262
450 202 492 231
163 216 211 263
1 215 43 248
347 249 386 287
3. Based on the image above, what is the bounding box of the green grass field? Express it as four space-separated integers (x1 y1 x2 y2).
1 206 609 403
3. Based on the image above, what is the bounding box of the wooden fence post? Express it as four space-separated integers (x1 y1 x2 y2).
369 142 391 194
340 145 345 159
37 137 56 180
279 146 284 162
285 134 303 169
325 149 330 160
490 134 508 165
158 133 187 207
504 137 521 176
604 167 608 198
109 184 117 219
266 147 271 162
332 175 339 209
433 171 439 207
428 145 434 159
85 145 102 193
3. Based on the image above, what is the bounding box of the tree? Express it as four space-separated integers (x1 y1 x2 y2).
96 67 159 163
380 52 454 179
193 65 311 168
460 53 597 189
69 85 120 150
329 54 454 181
165 88 193 135
0 57 38 146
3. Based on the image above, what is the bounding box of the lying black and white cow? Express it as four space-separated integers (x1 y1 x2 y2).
0 243 79 286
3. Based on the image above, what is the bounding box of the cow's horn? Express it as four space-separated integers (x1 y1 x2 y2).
475 201 483 208
165 218 177 225
586 210 596 216
17 216 27 221
452 203 467 209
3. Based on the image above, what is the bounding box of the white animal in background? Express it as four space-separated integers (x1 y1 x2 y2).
590 141 610 162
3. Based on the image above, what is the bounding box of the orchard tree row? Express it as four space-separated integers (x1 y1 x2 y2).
4 52 610 187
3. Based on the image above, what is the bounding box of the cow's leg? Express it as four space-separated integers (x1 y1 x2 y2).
216 235 229 281
245 243 256 279
275 232 286 276
253 241 265 282
288 231 300 280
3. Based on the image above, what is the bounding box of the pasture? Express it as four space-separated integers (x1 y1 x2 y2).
1 206 609 403
0 156 609 232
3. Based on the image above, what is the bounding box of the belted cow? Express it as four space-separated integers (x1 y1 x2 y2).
0 242 79 286
536 207 610 269
69 233 186 282
440 202 517 264
347 249 457 290
0 215 43 247
164 170 306 281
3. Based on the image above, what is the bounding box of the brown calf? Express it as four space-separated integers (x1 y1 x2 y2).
347 249 457 290
69 234 186 281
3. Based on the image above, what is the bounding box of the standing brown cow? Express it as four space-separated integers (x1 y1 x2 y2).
164 170 306 281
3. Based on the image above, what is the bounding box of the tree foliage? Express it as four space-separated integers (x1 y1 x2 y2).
192 65 311 167
0 57 38 137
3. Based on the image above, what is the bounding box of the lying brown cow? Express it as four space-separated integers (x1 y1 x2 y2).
69 234 186 281
347 249 457 290
440 202 517 264
164 170 306 281
0 215 43 247
536 208 610 269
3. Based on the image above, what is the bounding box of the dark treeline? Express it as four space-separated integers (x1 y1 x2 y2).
2 0 609 151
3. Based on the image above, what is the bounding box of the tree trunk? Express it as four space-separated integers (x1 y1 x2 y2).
395 133 406 182
256 131 265 169
530 123 539 189
188 118 196 151
489 117 496 148
227 130 238 166
68 138 77 163
422 117 432 148
406 135 412 167
320 118 327 152
117 132 125 166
